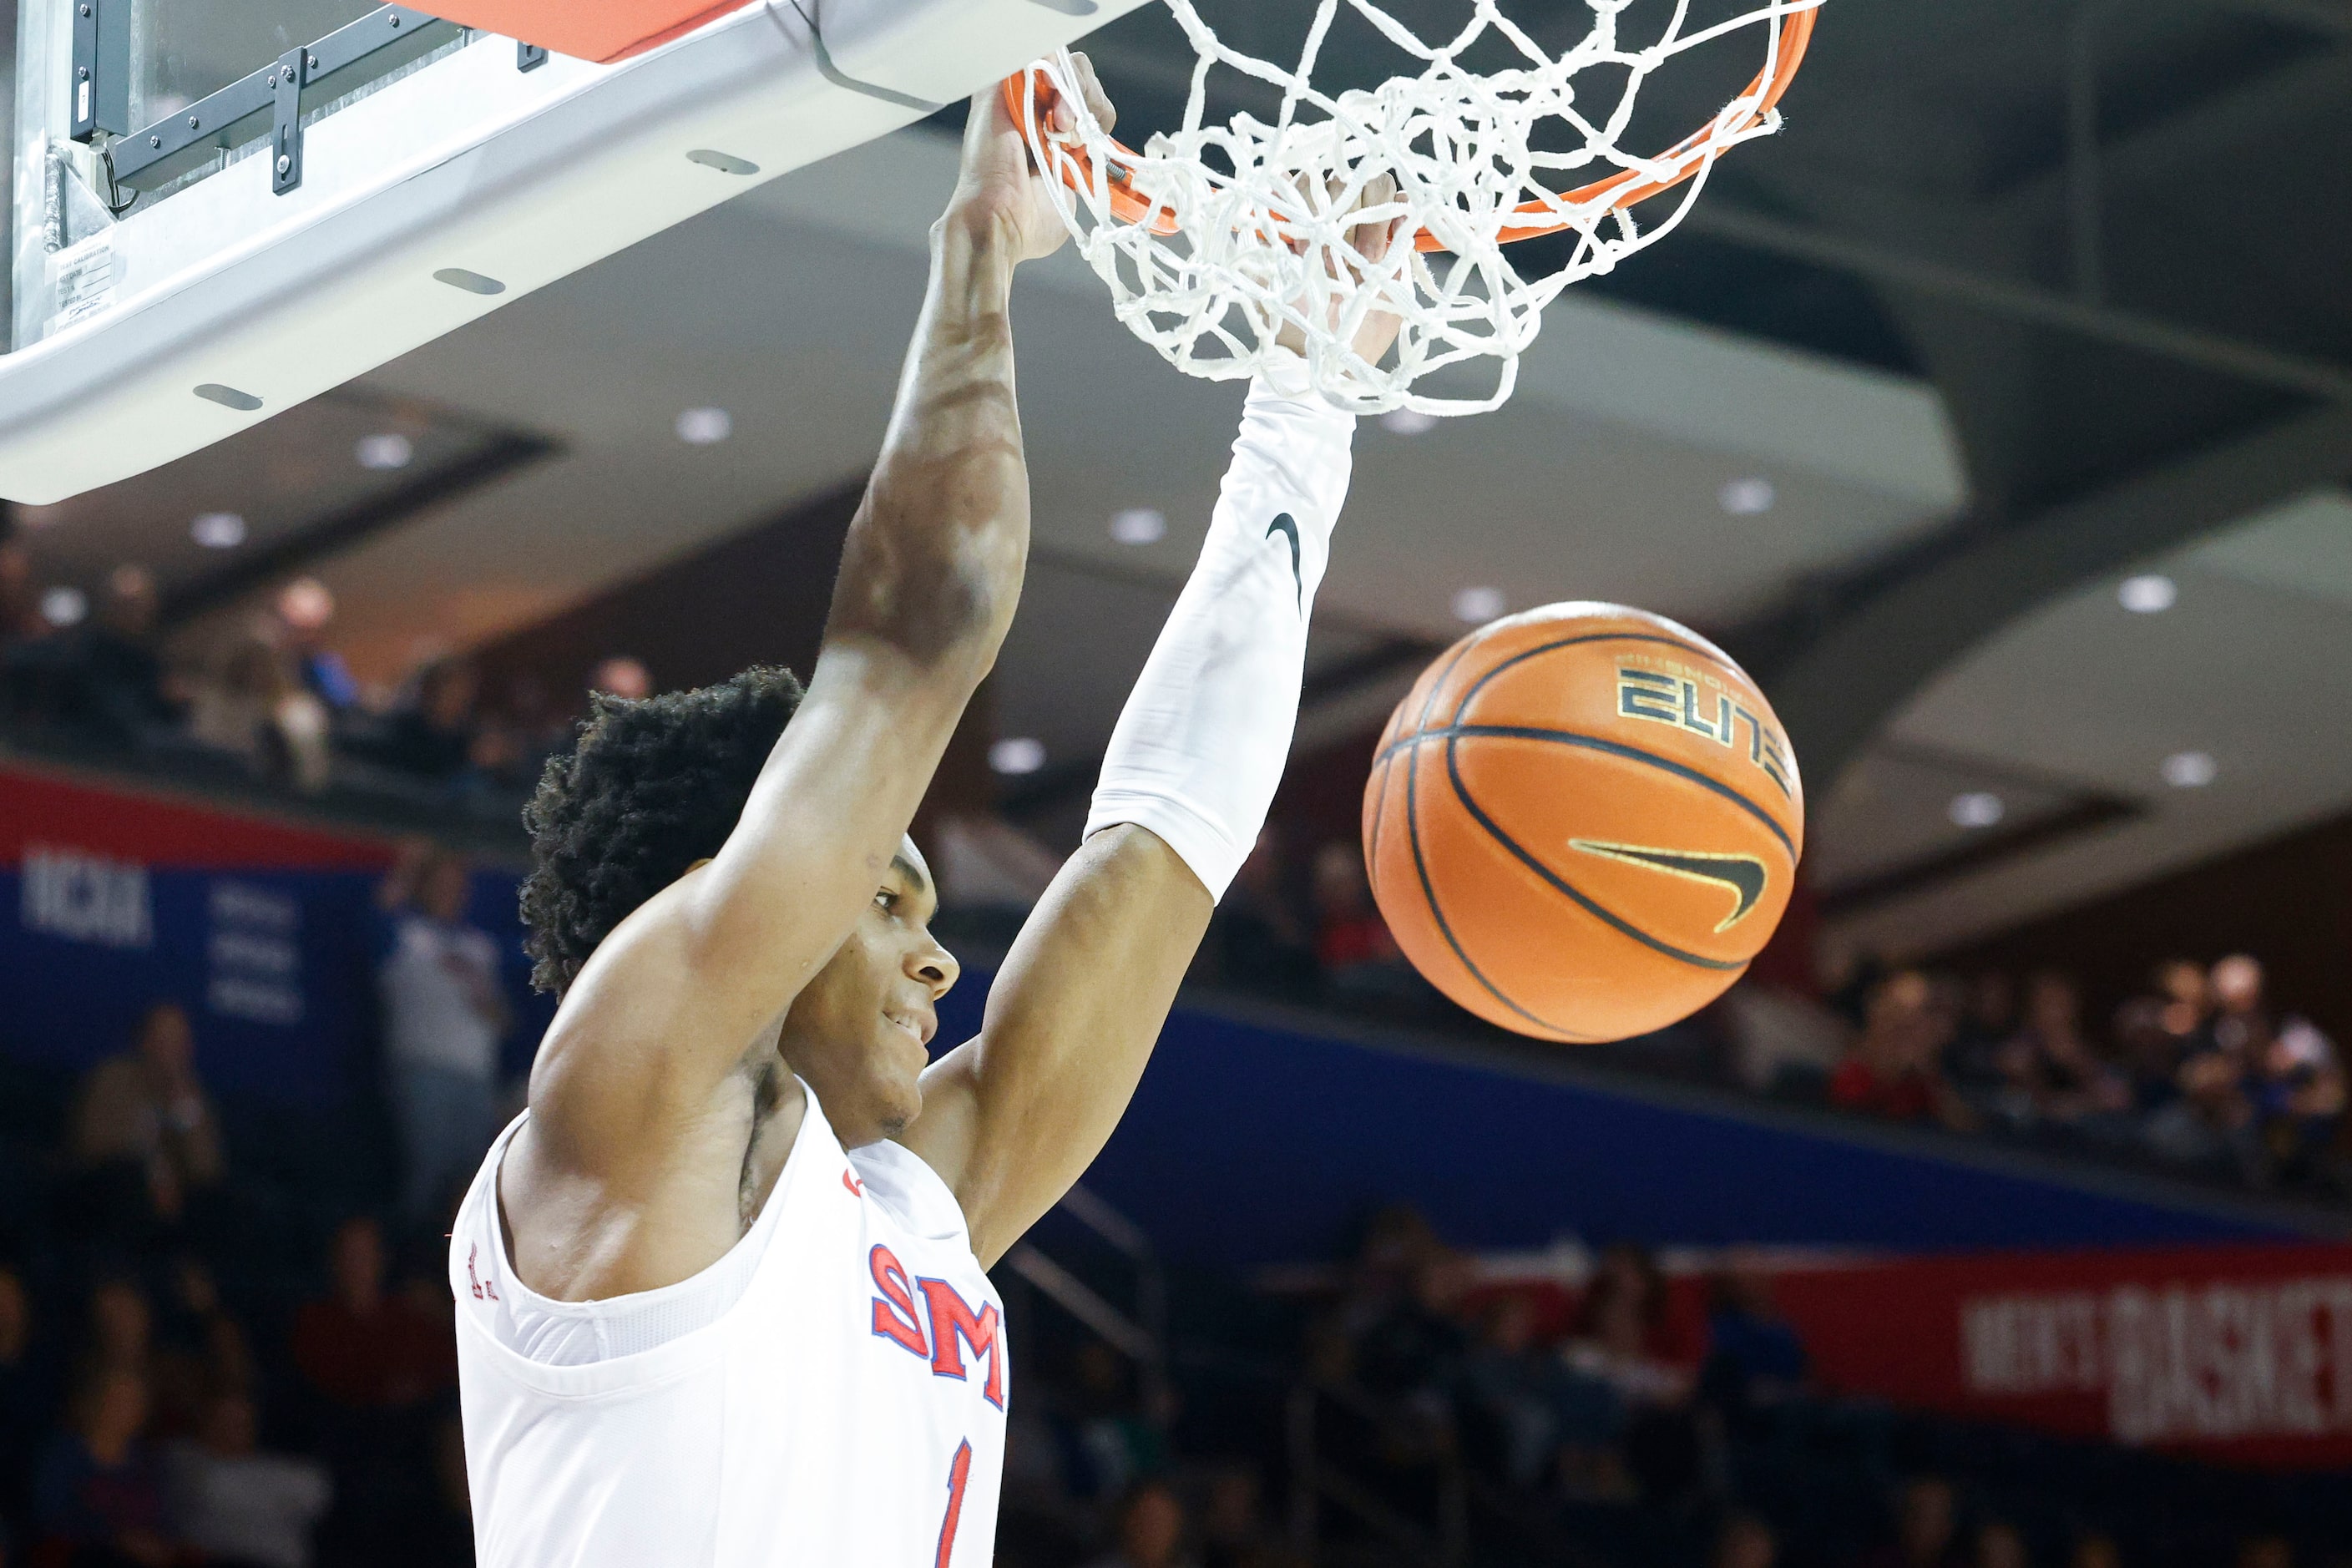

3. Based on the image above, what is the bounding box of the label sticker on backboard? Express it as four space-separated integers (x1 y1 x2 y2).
53 237 118 329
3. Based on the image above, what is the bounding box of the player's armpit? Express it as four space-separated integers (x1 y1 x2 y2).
898 824 1211 1268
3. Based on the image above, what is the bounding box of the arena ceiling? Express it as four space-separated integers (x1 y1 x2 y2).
15 0 2351 956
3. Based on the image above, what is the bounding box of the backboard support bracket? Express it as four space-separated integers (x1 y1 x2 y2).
273 49 308 195
106 6 458 192
68 0 129 143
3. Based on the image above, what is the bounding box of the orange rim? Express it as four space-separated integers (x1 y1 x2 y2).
1004 5 1817 253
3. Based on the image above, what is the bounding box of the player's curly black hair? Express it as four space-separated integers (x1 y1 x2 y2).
518 665 805 995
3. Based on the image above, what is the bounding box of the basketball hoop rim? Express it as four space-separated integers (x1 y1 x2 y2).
1002 3 1818 253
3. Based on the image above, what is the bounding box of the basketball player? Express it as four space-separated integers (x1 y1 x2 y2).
448 66 1401 1567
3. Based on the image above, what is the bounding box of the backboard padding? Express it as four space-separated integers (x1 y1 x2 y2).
412 0 757 64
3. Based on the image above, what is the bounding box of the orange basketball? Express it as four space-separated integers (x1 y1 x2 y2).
1363 602 1805 1044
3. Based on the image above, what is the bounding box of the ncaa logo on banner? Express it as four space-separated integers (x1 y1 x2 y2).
18 843 153 948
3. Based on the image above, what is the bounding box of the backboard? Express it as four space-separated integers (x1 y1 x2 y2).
413 0 769 64
0 0 1147 504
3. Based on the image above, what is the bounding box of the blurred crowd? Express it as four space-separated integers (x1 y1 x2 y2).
1186 817 2348 1204
985 1206 2340 1568
1763 955 2346 1198
0 830 522 1567
1206 828 1438 1016
5 983 2334 1568
0 518 649 814
0 1019 469 1568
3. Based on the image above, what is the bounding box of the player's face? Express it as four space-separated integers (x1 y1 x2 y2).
777 837 958 1146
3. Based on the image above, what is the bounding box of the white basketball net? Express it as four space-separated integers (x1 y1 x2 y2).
1020 0 1819 416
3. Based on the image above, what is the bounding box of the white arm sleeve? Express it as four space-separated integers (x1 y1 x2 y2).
1085 372 1357 901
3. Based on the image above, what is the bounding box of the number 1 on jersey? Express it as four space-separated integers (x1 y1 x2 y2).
934 1439 973 1568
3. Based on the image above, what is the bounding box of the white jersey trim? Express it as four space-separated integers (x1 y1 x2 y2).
451 1081 837 1399
480 1110 781 1368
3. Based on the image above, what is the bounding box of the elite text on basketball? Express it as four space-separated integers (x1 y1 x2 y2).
1615 664 1794 799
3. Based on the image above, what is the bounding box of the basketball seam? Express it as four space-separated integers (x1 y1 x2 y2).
1367 751 1393 870
1443 734 1747 974
1369 630 1482 875
1400 645 1596 1043
1378 725 1798 862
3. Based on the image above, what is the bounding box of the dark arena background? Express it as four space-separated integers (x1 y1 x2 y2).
5 1 2352 1565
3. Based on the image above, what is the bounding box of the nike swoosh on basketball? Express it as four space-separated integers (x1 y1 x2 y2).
1568 840 1769 933
1267 513 1302 606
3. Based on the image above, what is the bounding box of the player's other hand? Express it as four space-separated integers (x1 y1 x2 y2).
1274 170 1408 367
950 53 1113 264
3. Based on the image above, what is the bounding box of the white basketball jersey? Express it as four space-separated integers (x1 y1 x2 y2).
448 1085 1007 1567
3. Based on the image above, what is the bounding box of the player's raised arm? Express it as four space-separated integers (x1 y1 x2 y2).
901 212 1405 1267
504 78 1102 1291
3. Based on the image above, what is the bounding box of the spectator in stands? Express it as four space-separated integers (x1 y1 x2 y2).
1825 948 1889 1033
2155 959 2215 1051
1975 1520 2032 1568
187 633 333 793
1216 828 1319 998
2145 959 2269 1179
1593 1240 1703 1370
274 579 360 717
162 1392 332 1568
1714 1511 1779 1568
1353 1244 1474 1417
1341 1205 1439 1323
65 565 183 744
1699 1253 1810 1429
0 510 42 645
372 656 482 781
1563 1246 1699 1500
2011 972 2132 1131
1084 1479 1192 1568
0 552 87 729
1194 1467 1277 1568
2237 1537 2293 1568
2069 1533 2122 1568
2210 954 2272 1058
73 1279 152 1389
1308 842 1419 1007
67 1002 225 1236
148 1258 253 1443
291 1219 458 1568
0 1262 56 1523
495 672 571 784
290 1218 454 1414
32 1364 175 1567
1067 1340 1167 1503
1862 1475 1967 1568
2112 996 2184 1114
1831 972 1963 1126
1944 972 2016 1097
377 842 510 1222
589 655 654 703
2147 1038 2258 1176
0 513 43 729
1458 1292 1560 1488
2251 1013 2344 1188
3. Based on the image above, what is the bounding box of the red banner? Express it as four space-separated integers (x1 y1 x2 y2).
1767 1243 2352 1469
0 759 397 872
